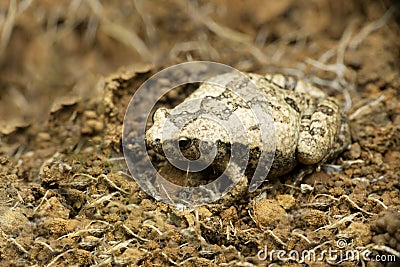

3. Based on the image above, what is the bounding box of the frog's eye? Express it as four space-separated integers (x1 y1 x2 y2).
178 137 192 150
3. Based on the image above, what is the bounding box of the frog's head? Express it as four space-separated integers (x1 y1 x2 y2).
146 107 230 162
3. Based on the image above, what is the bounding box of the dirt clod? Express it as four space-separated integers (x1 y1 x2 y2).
254 199 289 227
372 208 400 252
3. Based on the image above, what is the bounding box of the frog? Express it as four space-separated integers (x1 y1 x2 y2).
145 72 351 185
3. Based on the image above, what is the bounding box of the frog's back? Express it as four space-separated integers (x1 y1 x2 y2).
189 72 307 176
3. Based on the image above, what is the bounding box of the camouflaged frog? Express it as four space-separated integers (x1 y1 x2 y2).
146 72 351 181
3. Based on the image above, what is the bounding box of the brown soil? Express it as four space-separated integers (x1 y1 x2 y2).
0 1 399 266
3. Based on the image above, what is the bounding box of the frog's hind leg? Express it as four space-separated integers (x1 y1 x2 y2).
292 112 350 189
325 114 351 161
296 97 342 165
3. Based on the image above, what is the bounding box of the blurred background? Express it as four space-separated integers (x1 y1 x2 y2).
0 0 398 135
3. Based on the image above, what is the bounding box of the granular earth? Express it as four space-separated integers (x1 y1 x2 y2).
0 1 399 266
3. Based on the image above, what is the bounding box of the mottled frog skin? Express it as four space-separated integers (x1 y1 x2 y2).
146 72 351 179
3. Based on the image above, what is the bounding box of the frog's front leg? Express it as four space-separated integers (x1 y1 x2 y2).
297 98 342 165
